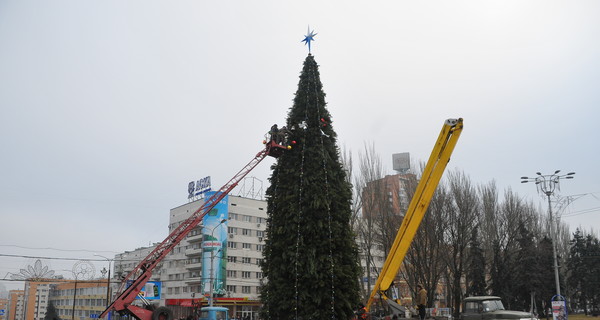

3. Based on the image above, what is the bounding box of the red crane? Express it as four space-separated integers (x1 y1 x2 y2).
100 140 287 320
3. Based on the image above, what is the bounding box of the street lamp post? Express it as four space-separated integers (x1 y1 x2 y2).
521 170 575 296
208 219 227 307
94 254 112 308
72 273 78 320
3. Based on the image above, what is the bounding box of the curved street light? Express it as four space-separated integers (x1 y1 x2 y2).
521 170 575 297
94 254 113 309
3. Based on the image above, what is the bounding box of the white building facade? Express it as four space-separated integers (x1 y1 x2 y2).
113 194 267 319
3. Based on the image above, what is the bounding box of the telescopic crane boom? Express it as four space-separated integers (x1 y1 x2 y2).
365 118 463 312
100 140 286 320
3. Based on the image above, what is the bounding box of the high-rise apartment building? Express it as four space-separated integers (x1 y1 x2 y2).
48 280 109 319
0 298 8 320
113 194 266 319
358 172 418 308
6 290 24 320
22 281 52 320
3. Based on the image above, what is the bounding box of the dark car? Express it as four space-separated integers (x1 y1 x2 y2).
461 296 537 320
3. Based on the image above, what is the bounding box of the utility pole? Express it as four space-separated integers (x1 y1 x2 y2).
521 170 575 296
208 219 227 307
94 254 112 308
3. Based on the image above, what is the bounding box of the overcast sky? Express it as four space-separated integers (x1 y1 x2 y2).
1 1 599 292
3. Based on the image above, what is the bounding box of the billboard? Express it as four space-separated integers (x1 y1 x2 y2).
552 299 567 320
126 281 162 300
188 176 212 199
201 191 228 296
392 152 410 172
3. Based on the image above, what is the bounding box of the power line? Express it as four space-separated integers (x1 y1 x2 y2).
562 206 600 218
0 253 126 262
0 244 119 253
0 277 264 285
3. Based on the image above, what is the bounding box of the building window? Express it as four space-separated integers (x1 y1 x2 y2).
256 230 265 237
256 272 263 278
242 228 250 236
256 258 263 265
242 271 252 278
228 242 237 249
242 286 251 294
242 257 252 264
228 227 238 235
256 244 264 251
228 256 237 263
242 243 252 249
227 270 237 277
227 285 236 293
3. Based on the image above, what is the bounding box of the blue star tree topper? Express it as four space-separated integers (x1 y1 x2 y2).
302 26 317 53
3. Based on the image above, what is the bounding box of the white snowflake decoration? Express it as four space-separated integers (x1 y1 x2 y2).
9 259 55 281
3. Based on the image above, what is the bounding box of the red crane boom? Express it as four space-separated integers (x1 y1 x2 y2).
101 141 284 320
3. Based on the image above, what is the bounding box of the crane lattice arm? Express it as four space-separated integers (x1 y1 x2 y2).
101 142 282 320
366 118 463 311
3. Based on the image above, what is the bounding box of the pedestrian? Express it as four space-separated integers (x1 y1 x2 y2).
416 284 427 320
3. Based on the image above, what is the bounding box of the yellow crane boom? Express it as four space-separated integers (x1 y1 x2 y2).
366 118 464 311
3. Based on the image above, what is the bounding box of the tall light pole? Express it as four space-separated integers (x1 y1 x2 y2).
94 254 112 308
521 170 575 297
72 272 79 320
70 260 95 320
208 219 227 307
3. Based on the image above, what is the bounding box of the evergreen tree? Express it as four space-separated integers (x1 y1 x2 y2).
568 230 600 315
44 301 61 320
260 54 361 319
537 236 555 316
513 221 537 311
466 227 486 296
568 229 587 313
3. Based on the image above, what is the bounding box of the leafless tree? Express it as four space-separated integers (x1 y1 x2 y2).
351 142 391 299
340 144 360 225
443 170 480 317
478 180 500 296
403 167 451 308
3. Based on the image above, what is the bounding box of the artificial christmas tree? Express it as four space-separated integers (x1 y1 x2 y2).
260 54 361 319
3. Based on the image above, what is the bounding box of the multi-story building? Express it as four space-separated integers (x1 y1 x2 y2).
48 279 109 319
22 281 53 320
6 290 24 320
362 173 417 218
113 194 267 320
0 298 8 320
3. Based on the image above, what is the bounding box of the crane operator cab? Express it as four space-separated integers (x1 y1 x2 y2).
264 124 295 158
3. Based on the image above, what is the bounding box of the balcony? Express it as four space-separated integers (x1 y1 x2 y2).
185 248 202 256
187 233 203 243
186 261 203 270
185 275 202 285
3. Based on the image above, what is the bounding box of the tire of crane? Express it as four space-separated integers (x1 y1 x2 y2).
152 306 174 320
